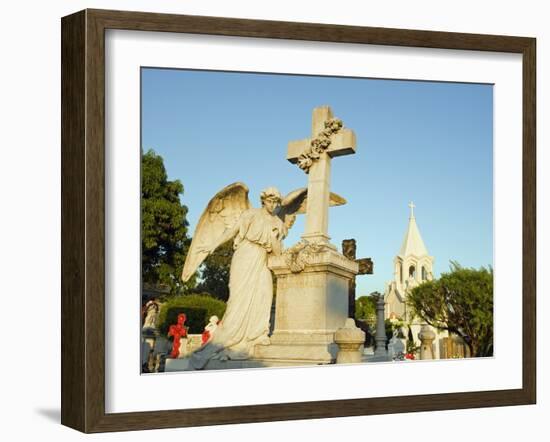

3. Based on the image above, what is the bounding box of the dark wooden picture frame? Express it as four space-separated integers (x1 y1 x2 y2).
61 8 536 433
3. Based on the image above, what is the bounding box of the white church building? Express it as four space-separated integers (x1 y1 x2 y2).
384 202 454 359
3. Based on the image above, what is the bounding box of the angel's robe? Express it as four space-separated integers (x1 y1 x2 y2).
189 208 286 369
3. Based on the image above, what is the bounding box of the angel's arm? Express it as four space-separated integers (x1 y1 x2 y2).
276 214 294 242
283 214 296 234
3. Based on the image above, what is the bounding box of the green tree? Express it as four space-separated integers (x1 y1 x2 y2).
142 149 192 294
355 295 377 328
195 241 234 301
407 262 493 357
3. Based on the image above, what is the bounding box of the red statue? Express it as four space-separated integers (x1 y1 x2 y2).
168 313 188 358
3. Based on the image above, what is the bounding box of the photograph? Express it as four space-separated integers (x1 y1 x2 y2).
139 68 494 374
0 0 544 439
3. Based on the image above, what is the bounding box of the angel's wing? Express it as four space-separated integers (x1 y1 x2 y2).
181 182 251 282
277 187 347 220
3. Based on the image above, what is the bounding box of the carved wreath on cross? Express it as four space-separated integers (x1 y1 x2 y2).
297 118 344 173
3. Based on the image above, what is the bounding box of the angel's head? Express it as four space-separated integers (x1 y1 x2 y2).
260 187 282 215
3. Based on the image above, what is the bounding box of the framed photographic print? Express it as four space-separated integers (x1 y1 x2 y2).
61 9 536 433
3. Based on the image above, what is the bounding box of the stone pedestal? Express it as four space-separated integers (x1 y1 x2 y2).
334 318 366 364
176 337 189 358
369 293 390 362
419 325 436 360
254 242 358 364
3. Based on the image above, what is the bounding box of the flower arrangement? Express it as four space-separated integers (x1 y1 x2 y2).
297 118 344 173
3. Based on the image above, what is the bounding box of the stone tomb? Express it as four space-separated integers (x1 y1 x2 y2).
254 106 359 364
255 245 358 363
165 106 360 371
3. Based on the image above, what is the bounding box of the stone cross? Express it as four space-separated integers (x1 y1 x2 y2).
287 106 356 244
342 239 373 318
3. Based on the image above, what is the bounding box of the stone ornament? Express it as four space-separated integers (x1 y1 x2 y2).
297 118 344 173
142 299 160 330
282 239 332 273
334 318 366 364
418 325 436 360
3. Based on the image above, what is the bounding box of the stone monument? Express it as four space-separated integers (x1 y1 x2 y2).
255 106 359 364
167 106 361 371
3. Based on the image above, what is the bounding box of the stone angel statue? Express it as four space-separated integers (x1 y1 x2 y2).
181 182 345 369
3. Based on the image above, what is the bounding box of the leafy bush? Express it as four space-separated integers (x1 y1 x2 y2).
407 262 493 357
158 293 226 335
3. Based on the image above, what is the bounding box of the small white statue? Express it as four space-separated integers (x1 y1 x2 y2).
142 299 160 330
388 329 405 360
201 315 220 345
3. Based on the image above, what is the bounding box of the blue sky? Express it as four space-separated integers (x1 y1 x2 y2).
141 68 493 296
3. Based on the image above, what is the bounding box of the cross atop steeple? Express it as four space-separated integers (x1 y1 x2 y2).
408 201 416 218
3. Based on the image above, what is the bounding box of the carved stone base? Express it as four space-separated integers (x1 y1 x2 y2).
334 318 366 364
254 331 339 363
164 356 322 372
258 242 359 364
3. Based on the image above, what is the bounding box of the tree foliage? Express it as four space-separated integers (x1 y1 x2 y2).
407 262 493 357
195 241 234 301
355 295 377 347
354 295 377 328
142 149 192 294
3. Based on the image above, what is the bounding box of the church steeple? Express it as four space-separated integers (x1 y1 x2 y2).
398 201 429 258
385 203 435 320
